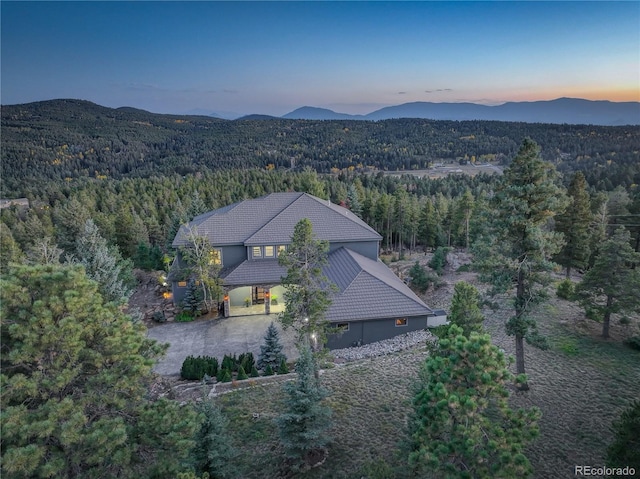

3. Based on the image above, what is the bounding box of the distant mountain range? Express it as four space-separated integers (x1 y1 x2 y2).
281 98 639 126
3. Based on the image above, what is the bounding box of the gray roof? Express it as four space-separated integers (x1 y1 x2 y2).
172 192 381 248
324 248 433 322
218 246 433 323
222 259 286 286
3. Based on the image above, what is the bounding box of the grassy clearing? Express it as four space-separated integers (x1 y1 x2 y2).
211 293 639 479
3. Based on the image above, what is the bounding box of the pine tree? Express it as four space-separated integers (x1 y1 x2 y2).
346 184 363 218
408 261 432 293
257 322 286 371
279 218 334 351
0 223 24 270
555 172 592 278
474 139 567 390
428 246 447 275
452 189 475 248
408 325 540 478
182 278 202 316
448 281 484 337
192 399 235 479
0 264 198 478
276 344 331 471
419 198 440 249
575 228 640 339
606 400 640 470
75 218 132 304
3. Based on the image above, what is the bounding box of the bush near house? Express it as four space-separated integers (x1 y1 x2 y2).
181 355 219 380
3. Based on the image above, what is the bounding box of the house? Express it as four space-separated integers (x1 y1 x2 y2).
170 192 445 349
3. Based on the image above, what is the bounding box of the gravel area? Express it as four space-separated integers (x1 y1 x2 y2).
330 329 436 361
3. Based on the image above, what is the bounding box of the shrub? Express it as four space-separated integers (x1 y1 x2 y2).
236 365 248 381
181 355 219 380
623 336 640 351
221 354 235 372
238 352 255 374
278 358 289 375
250 365 260 378
556 279 575 300
217 368 231 383
264 364 274 376
152 311 166 323
428 246 448 274
175 311 195 322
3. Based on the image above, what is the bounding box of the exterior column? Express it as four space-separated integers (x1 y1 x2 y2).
223 293 230 318
264 288 271 315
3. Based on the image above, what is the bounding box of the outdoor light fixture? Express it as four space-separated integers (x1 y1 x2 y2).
304 317 309 322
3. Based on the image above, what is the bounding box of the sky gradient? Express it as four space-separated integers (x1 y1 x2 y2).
1 1 639 117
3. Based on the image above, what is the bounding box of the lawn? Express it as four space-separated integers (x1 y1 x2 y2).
212 292 640 479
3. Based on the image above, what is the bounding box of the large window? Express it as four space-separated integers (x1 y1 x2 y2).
208 248 222 265
252 245 283 259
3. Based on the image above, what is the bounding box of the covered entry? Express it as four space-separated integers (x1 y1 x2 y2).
225 285 285 317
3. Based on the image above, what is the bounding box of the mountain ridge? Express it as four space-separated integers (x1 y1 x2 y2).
284 98 640 126
2 97 638 126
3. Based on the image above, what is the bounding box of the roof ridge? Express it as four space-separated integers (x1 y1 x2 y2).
244 192 306 242
340 248 431 311
304 193 381 237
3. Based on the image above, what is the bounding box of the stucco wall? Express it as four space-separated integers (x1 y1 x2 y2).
329 240 379 260
220 245 246 269
327 315 429 349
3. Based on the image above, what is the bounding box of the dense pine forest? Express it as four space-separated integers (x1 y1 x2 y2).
2 100 639 479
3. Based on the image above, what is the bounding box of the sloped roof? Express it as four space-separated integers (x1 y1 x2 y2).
172 192 381 247
324 248 433 322
219 247 433 323
222 259 286 286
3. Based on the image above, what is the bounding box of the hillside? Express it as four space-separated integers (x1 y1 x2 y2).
2 99 639 196
282 98 640 126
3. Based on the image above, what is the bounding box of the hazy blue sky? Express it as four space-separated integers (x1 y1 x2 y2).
2 1 638 117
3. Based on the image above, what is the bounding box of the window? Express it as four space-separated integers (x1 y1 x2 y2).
264 245 275 257
395 318 408 327
252 246 262 258
208 248 222 265
177 281 187 287
277 245 287 255
336 322 350 332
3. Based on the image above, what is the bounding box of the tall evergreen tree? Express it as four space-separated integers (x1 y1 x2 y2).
346 184 363 218
75 218 132 304
448 281 484 337
474 139 567 390
1 264 198 478
0 223 24 270
257 322 287 371
278 218 334 351
555 172 592 278
452 189 475 248
192 399 235 479
276 343 331 472
575 228 640 338
408 325 540 478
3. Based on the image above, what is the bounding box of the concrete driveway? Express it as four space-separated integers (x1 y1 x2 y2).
147 314 298 376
